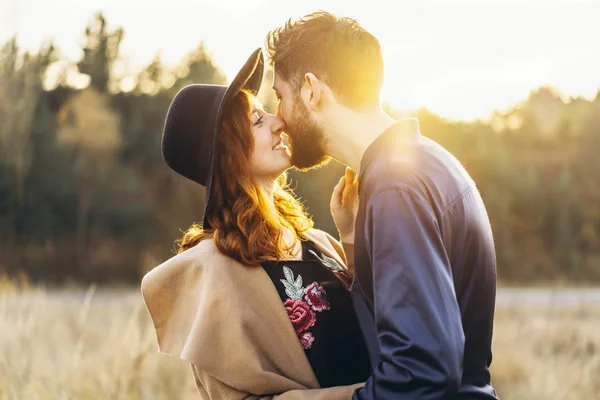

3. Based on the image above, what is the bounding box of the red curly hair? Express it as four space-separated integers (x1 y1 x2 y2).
176 90 313 265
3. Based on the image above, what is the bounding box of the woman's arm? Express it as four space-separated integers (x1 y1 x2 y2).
192 365 363 400
330 167 358 244
268 384 363 400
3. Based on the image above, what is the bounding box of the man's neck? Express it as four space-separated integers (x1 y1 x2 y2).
324 106 397 173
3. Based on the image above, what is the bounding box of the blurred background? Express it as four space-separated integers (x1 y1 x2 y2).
1 1 599 399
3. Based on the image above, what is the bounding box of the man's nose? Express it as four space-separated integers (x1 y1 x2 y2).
271 115 286 135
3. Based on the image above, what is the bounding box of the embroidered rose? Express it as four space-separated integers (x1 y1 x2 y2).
280 266 332 350
304 282 330 312
299 332 315 349
284 298 316 334
334 271 353 291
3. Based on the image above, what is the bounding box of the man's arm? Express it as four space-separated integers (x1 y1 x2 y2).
353 188 465 400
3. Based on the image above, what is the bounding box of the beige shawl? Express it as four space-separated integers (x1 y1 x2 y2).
141 228 363 399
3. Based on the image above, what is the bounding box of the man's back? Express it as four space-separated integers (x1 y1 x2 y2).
352 119 498 399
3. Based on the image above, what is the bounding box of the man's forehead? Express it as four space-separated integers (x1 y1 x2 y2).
251 98 263 112
272 70 285 90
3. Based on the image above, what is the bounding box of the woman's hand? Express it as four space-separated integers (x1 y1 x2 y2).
330 167 359 244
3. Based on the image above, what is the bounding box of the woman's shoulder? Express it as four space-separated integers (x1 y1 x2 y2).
305 228 341 249
143 238 211 273
304 228 348 268
306 227 335 242
140 238 234 295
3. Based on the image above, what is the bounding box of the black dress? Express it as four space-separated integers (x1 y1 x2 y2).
261 240 371 388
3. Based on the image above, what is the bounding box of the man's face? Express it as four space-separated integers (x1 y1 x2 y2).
272 71 330 171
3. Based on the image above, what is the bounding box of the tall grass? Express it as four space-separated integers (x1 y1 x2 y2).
1 281 598 399
0 283 195 399
490 301 600 399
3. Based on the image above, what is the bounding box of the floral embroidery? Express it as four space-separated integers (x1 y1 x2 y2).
333 271 353 291
304 282 330 312
284 298 316 334
309 250 343 272
309 249 353 290
280 266 304 300
298 332 315 349
280 266 330 350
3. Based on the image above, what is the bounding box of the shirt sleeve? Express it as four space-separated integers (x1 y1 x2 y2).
353 188 465 400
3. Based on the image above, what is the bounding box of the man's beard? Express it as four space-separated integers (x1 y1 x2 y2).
286 101 331 171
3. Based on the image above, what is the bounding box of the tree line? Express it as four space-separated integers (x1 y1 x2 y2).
1 13 599 284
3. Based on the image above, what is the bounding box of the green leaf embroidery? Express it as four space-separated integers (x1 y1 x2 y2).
280 266 304 300
309 250 343 272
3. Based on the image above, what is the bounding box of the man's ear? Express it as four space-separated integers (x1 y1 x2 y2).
302 73 322 111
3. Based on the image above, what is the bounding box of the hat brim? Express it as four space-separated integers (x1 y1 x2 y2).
203 48 265 228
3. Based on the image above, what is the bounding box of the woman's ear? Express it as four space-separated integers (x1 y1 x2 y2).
302 72 322 111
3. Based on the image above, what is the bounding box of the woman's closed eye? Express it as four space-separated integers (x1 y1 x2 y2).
254 115 264 126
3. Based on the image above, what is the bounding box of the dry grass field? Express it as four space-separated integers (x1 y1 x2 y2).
1 276 599 400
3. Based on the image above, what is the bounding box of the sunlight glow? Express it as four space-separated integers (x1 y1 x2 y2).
2 0 599 121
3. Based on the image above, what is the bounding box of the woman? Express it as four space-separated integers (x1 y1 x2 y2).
141 49 370 399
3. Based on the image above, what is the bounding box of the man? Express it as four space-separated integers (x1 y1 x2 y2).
266 11 498 400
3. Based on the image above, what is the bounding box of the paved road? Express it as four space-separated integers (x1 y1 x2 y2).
496 287 600 307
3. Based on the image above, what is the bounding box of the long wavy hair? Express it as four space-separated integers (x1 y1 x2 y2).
176 90 313 265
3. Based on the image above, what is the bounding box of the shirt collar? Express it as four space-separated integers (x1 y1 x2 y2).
359 118 421 178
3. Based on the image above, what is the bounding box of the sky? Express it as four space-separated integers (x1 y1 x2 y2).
1 0 599 121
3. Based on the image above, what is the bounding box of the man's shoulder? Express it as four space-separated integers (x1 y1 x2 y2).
359 138 429 198
361 135 475 211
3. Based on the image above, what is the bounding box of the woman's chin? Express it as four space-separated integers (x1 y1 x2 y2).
270 151 293 177
278 164 292 176
282 149 293 167
268 164 292 181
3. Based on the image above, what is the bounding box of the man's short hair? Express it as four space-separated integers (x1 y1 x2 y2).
266 11 383 109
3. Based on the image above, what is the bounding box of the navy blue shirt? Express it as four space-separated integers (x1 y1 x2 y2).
352 119 498 399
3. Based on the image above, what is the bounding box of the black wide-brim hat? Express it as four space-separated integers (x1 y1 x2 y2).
162 48 264 228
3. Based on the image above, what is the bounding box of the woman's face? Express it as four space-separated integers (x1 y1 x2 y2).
249 98 291 183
